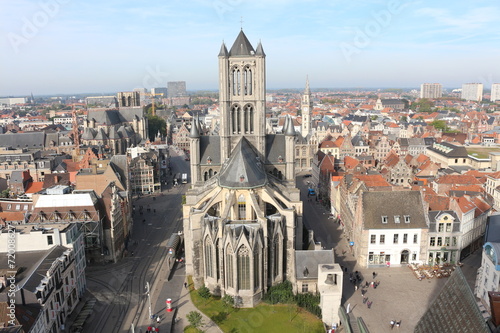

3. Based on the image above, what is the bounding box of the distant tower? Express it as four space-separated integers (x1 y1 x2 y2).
218 30 266 161
301 77 312 138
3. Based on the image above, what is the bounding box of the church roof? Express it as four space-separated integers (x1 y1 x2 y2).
229 30 255 56
218 137 267 189
255 41 265 56
265 134 286 164
200 136 221 165
414 267 490 333
218 42 229 57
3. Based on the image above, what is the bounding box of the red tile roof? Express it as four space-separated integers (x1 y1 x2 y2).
435 175 480 185
25 181 44 194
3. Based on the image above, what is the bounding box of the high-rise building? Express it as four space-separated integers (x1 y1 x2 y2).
167 81 187 98
491 83 500 102
151 87 168 97
420 83 442 99
461 83 483 101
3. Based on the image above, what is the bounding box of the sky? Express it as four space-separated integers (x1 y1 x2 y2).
1 0 500 96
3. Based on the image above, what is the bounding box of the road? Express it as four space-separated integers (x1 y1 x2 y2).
83 147 190 333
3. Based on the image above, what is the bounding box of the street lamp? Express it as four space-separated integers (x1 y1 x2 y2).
145 282 152 319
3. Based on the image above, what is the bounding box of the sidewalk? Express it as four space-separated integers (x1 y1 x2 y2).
169 279 223 333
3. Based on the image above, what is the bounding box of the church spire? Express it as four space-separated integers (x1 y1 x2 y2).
219 41 228 57
305 76 311 94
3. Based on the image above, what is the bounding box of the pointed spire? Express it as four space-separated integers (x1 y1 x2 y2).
229 30 255 56
255 40 265 56
305 76 310 94
218 41 228 57
285 116 295 136
190 113 200 138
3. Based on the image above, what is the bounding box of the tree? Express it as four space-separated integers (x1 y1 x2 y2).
186 311 204 330
430 120 447 131
400 116 408 122
147 115 166 141
410 98 434 112
197 285 211 299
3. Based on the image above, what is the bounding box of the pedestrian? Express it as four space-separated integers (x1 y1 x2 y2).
370 281 374 288
362 297 368 304
349 277 352 283
365 281 369 288
367 301 372 309
396 321 401 328
354 285 358 291
390 320 395 329
344 267 348 273
157 315 161 323
372 271 376 279
184 282 187 289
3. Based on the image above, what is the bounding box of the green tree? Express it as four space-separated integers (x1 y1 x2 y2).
197 286 211 299
147 115 166 141
430 120 447 131
0 189 10 198
410 98 434 112
400 116 408 122
186 311 204 330
222 294 234 310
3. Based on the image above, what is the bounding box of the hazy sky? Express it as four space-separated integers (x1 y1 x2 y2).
1 0 500 96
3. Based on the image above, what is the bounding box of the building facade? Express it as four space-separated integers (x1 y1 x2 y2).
420 83 442 99
461 83 484 101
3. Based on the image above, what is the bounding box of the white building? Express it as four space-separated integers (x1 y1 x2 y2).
461 83 484 101
0 222 86 333
420 83 442 99
491 83 500 102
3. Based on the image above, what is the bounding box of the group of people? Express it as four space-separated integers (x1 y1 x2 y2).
390 320 402 329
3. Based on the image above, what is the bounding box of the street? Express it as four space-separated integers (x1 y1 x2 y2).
83 147 189 333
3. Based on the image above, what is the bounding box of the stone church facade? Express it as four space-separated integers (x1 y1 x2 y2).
182 30 303 307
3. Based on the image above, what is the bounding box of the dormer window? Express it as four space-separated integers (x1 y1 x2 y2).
404 215 410 223
394 215 400 223
278 155 283 163
382 216 388 224
207 156 212 164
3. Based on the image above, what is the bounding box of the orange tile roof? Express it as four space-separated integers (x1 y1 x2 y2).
0 211 25 222
354 174 391 187
319 140 338 148
424 194 450 211
473 197 491 217
450 185 484 193
416 154 429 164
454 196 476 213
435 174 480 185
344 156 360 169
25 181 44 194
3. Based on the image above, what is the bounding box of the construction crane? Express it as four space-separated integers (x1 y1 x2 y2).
144 93 164 116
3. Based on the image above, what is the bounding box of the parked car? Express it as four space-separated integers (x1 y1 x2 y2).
308 188 316 196
303 174 312 178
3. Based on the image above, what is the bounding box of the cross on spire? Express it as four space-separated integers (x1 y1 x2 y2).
240 16 244 30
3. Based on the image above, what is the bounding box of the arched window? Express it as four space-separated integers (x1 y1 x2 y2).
237 245 251 290
205 238 213 278
226 244 234 288
238 194 246 220
254 248 260 290
244 67 252 95
231 105 240 134
273 238 280 279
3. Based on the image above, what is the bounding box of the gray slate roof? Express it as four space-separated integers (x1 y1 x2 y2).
414 267 490 333
229 30 255 56
218 137 267 189
0 132 45 149
265 134 286 164
427 142 468 158
362 191 428 229
200 136 221 165
295 250 335 280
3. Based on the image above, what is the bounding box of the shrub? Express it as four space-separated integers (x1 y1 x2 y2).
197 285 211 299
186 311 204 329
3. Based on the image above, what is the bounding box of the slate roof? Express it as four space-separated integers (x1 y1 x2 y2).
0 132 45 149
428 211 461 233
229 30 255 56
414 267 490 333
295 250 335 280
200 136 221 165
265 134 286 164
362 191 427 229
218 137 267 189
427 142 468 158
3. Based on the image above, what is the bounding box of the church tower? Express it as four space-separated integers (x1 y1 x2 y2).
301 77 312 138
218 30 266 162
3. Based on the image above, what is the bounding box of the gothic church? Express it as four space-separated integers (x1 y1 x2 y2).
182 30 303 307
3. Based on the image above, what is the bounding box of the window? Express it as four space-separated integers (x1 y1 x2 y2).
47 235 53 245
446 224 452 232
412 253 417 261
393 234 399 244
382 216 388 224
444 237 450 247
380 235 385 244
413 234 418 244
15 204 20 210
302 284 309 293
404 215 410 223
394 215 400 223
237 246 251 290
254 249 260 290
452 237 457 246
7 204 11 210
438 223 444 232
437 237 442 246
403 234 408 244
430 237 435 246
370 235 376 244
204 238 213 278
237 195 246 220
226 246 234 288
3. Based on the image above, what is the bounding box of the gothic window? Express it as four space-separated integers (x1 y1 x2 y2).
273 237 280 278
238 194 246 220
231 105 240 134
226 245 234 288
232 68 241 96
205 238 213 278
254 248 260 290
249 105 254 132
244 67 252 95
237 245 251 290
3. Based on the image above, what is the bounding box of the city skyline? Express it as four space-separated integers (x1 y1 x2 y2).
2 0 500 96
